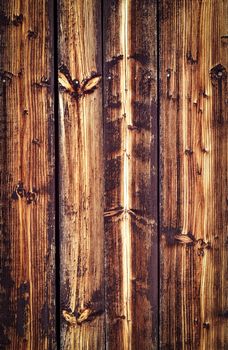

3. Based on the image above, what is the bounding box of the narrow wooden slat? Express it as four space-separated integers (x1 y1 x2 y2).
103 0 158 348
0 0 56 349
160 0 228 348
58 1 104 348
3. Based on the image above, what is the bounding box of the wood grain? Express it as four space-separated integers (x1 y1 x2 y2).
159 0 228 348
103 0 158 348
58 0 104 349
0 0 56 349
1 1 227 349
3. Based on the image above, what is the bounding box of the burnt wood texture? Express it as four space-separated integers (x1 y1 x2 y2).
58 0 105 349
103 0 158 349
0 0 56 349
0 0 227 349
160 0 228 349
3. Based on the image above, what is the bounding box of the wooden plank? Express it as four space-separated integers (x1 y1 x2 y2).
0 0 56 349
103 0 158 348
159 0 228 348
58 0 104 349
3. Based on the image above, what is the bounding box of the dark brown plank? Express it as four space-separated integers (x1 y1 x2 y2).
58 0 105 348
103 0 158 348
159 0 228 348
0 0 56 349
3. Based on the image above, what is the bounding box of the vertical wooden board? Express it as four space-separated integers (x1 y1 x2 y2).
103 0 158 349
0 0 56 349
160 0 228 349
58 1 104 349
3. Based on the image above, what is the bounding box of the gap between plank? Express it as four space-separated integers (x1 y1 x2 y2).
101 1 107 349
157 0 161 348
52 0 61 348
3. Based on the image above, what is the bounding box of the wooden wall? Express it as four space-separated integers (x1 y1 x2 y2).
159 1 228 348
0 0 56 349
0 0 227 349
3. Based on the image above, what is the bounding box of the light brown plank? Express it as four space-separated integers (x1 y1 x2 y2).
103 0 158 348
160 0 228 348
58 0 104 348
0 0 56 349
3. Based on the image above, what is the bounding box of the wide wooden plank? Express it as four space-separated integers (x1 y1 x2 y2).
103 0 158 348
0 0 56 349
159 0 228 348
58 0 104 349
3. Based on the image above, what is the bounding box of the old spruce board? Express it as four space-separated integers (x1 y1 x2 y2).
103 0 158 349
0 0 227 349
0 0 56 349
160 0 228 349
58 0 105 349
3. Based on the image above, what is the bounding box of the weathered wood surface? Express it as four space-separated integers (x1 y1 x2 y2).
159 0 228 349
0 0 56 349
0 1 227 349
58 0 104 349
103 0 158 349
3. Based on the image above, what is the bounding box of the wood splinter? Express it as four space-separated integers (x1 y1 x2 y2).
174 234 194 244
82 75 102 92
77 308 93 324
62 310 77 326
